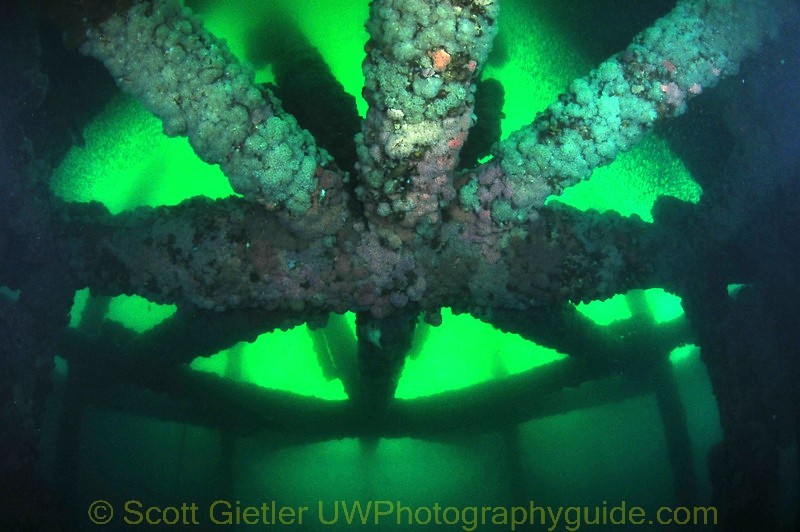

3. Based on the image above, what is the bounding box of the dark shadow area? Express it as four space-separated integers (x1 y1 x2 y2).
245 9 361 177
458 78 505 170
651 15 800 527
532 0 676 63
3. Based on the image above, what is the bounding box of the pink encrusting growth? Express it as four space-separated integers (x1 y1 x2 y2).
464 0 783 226
80 0 333 219
428 47 452 72
356 0 499 244
75 0 789 317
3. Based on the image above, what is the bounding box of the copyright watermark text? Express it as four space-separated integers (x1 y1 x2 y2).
86 499 717 530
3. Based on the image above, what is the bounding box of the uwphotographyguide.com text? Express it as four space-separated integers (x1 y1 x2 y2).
94 499 718 530
316 501 717 530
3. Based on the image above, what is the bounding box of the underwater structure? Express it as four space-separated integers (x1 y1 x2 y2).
2 0 799 529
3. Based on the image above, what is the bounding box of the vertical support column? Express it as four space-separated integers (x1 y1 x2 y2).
357 0 498 245
625 290 697 505
353 311 418 424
